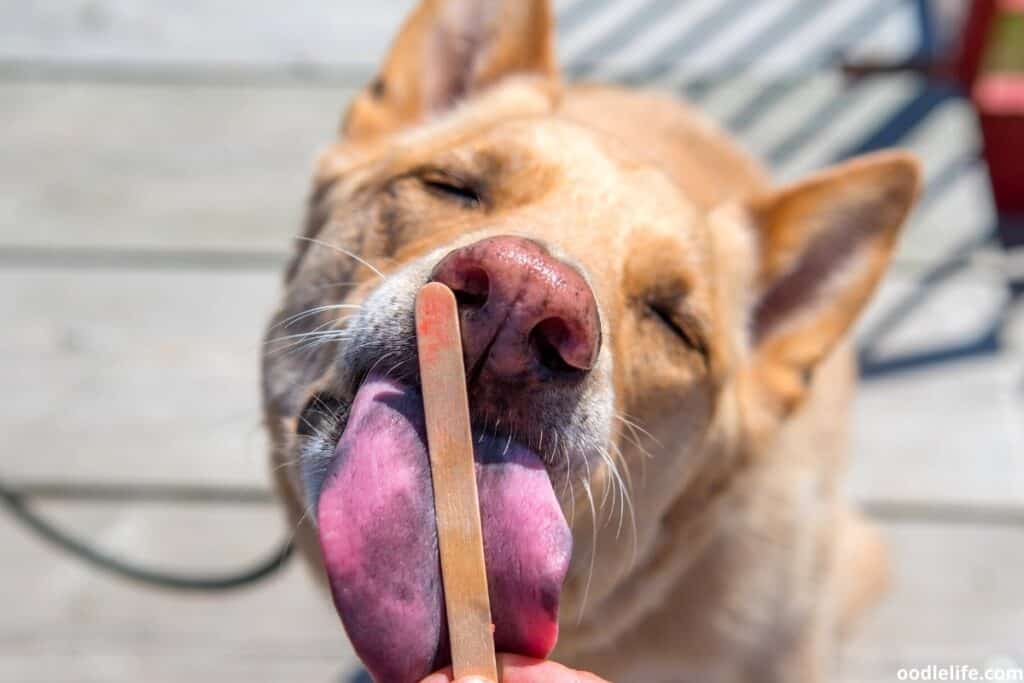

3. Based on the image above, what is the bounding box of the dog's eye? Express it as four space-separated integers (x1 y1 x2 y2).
647 302 701 352
419 170 481 206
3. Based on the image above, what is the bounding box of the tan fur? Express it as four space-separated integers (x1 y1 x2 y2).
262 2 921 681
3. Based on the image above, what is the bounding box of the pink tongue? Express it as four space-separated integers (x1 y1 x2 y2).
316 375 571 683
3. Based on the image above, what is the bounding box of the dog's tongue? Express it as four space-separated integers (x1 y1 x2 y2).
316 375 571 683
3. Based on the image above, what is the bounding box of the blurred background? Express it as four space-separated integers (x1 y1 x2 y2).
2 1 1022 681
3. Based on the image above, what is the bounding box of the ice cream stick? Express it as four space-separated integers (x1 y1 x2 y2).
415 282 499 683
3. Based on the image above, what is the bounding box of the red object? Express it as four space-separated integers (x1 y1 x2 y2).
962 1 1024 233
975 73 1024 110
975 78 1024 213
957 0 999 88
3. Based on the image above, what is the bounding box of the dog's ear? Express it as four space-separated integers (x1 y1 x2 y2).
342 0 557 139
736 151 920 422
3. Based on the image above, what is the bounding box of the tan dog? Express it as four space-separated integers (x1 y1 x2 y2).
262 1 920 681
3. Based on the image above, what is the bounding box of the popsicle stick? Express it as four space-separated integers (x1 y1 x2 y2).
415 282 499 683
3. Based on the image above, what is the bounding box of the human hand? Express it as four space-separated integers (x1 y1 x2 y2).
418 654 609 683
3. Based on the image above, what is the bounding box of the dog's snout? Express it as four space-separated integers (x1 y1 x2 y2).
430 235 600 383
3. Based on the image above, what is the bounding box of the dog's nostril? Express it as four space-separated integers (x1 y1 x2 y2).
451 266 490 308
530 317 581 375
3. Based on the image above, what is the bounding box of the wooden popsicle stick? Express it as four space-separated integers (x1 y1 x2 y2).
415 282 499 683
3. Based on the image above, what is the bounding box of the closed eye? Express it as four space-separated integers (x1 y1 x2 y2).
647 302 703 354
419 171 481 206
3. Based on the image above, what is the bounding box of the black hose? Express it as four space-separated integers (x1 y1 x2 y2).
0 477 294 591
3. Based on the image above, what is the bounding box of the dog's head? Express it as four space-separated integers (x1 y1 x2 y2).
262 1 919 680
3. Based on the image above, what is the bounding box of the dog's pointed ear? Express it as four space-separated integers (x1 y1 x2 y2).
735 151 920 422
342 0 557 139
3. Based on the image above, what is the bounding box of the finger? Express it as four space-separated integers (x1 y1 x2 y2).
419 674 493 683
417 669 495 683
418 655 609 683
497 654 609 683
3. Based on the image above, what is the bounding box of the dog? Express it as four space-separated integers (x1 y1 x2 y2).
262 1 920 681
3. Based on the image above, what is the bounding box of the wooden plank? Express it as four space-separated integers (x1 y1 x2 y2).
1 76 991 265
416 283 498 681
776 75 921 181
849 267 1024 508
841 522 1024 683
738 73 846 159
0 1 414 75
899 162 995 266
0 1 923 80
0 502 358 683
890 99 991 265
1 267 278 486
0 81 353 253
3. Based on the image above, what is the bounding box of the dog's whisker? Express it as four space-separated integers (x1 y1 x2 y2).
577 476 598 626
268 313 361 357
383 360 406 380
359 349 402 385
608 438 634 496
608 439 638 559
614 411 658 440
272 303 363 332
618 428 652 462
505 409 517 456
271 454 304 474
600 446 634 546
313 280 362 292
298 403 339 425
554 431 575 525
286 497 317 549
266 323 340 346
596 453 613 514
269 333 345 359
307 395 348 434
614 412 660 453
296 235 387 280
265 314 355 350
595 449 618 529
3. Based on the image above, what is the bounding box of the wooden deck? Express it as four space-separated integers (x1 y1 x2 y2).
2 2 1023 682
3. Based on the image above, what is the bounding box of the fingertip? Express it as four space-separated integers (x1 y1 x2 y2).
418 673 453 683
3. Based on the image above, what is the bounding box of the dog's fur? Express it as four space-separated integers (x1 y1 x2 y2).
262 1 920 680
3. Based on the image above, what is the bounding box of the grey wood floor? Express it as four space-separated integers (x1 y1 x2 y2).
2 3 1022 682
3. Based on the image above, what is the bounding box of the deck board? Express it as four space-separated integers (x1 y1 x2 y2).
842 523 1024 682
1 267 276 486
0 1 924 80
0 79 995 267
0 503 356 683
0 0 415 76
0 82 350 253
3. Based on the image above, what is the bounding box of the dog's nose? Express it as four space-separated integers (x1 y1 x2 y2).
430 235 600 383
